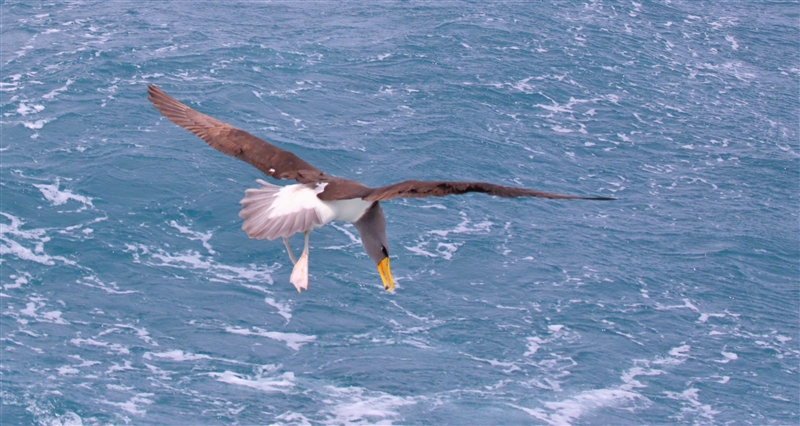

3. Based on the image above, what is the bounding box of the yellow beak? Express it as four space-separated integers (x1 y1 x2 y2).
377 257 394 291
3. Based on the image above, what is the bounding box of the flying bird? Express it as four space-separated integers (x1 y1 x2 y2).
147 85 613 292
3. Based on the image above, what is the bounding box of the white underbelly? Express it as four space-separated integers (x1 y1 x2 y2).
259 182 370 225
319 197 372 224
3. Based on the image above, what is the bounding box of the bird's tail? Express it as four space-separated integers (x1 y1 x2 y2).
239 180 321 241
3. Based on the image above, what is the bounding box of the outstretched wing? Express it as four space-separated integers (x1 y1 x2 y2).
147 85 327 184
364 180 615 201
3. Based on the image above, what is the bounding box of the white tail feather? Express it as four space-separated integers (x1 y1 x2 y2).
238 180 323 241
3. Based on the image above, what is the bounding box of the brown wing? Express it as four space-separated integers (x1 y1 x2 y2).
147 85 328 183
364 180 615 201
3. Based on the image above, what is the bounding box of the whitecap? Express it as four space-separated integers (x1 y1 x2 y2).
77 275 136 295
322 385 417 425
724 35 739 50
106 360 134 374
524 336 543 356
33 179 94 211
264 297 292 323
127 243 276 284
143 350 211 362
664 388 719 423
70 337 130 355
22 118 51 130
99 393 154 416
464 353 521 373
48 412 84 426
169 220 215 254
16 102 45 116
435 242 462 260
13 297 69 325
209 365 295 393
57 366 80 375
427 211 492 238
274 411 312 426
508 388 642 426
225 326 316 351
668 344 691 358
403 242 438 258
4 272 30 290
714 351 738 364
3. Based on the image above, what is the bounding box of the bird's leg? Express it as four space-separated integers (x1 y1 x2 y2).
289 231 310 292
283 237 298 266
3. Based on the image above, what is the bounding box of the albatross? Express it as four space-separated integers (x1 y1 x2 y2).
147 85 614 292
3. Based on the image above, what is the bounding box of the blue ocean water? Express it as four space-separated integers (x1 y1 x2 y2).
1 1 798 424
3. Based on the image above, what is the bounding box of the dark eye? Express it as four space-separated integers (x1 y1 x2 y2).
381 246 389 257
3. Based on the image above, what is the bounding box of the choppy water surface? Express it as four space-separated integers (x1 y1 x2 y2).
1 2 798 425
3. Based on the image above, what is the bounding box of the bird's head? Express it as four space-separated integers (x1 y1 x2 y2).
354 202 394 291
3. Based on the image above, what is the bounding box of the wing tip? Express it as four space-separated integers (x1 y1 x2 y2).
580 196 617 201
146 83 160 98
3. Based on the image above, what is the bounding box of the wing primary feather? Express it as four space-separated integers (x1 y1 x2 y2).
364 180 615 201
147 85 328 184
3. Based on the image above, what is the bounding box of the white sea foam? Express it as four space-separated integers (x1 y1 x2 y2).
225 326 316 351
388 300 434 322
668 344 690 358
57 366 80 375
264 297 293 322
434 242 461 260
524 336 543 356
664 387 719 424
404 243 438 258
106 360 134 374
16 102 45 115
77 275 136 295
107 384 135 392
169 220 215 254
14 296 69 325
209 364 295 393
33 179 94 211
49 412 84 426
509 389 641 426
108 324 156 345
22 118 51 130
714 351 738 364
406 212 491 259
125 243 276 284
42 79 73 100
656 298 723 325
4 272 31 290
0 212 75 265
58 357 100 376
143 363 174 381
465 353 521 373
523 324 576 358
143 350 211 362
698 312 726 323
427 212 492 237
70 337 130 355
99 393 154 416
515 332 690 426
273 411 312 426
322 385 416 425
